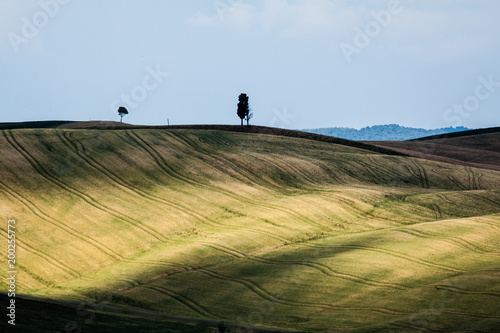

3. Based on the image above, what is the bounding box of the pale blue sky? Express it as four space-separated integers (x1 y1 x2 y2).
1 0 500 129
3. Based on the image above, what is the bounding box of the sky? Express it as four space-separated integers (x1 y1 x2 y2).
1 0 500 130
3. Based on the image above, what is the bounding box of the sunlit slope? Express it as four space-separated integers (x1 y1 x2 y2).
1 128 499 332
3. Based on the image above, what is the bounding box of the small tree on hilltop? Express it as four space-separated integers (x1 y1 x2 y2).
118 106 129 123
237 93 251 126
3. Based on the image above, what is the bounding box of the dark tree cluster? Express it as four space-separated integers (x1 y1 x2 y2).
237 93 252 126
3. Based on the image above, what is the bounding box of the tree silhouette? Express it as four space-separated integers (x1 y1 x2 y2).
118 106 129 123
237 93 250 126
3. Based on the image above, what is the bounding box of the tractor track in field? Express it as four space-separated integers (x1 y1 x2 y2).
122 130 341 234
168 131 271 188
411 159 430 188
441 310 500 319
62 131 291 244
435 285 500 297
245 152 321 187
60 131 217 231
138 285 218 319
120 131 296 242
395 228 500 256
167 131 387 231
3 130 166 242
0 231 79 279
300 242 464 273
0 173 123 261
196 268 409 316
198 242 409 290
468 191 500 208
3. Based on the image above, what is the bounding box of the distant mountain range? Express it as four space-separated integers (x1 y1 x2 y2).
301 124 471 141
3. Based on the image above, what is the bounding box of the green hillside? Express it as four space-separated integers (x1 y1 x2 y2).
1 127 499 332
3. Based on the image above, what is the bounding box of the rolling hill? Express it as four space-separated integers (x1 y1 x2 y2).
1 125 499 332
367 127 500 172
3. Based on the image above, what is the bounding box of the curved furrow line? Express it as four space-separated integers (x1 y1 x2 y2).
142 130 267 193
440 237 500 256
396 228 499 256
246 151 320 187
398 228 431 238
117 278 141 287
69 133 293 243
4 130 165 242
126 131 337 234
388 322 434 332
441 310 500 319
431 203 443 219
251 203 336 234
59 130 221 235
404 165 424 187
300 243 462 273
199 243 243 258
157 131 270 191
328 195 392 224
436 193 461 207
436 285 500 297
469 167 480 190
122 131 201 187
167 131 274 188
138 130 264 191
469 192 500 208
466 167 474 190
202 242 247 257
120 260 182 268
194 242 407 290
0 232 79 278
363 156 409 184
0 177 123 261
244 256 408 290
317 162 344 184
446 175 466 190
197 269 408 315
197 268 322 308
412 160 429 189
139 285 217 318
123 132 293 241
476 170 484 189
13 281 37 291
234 227 290 243
16 264 56 288
354 161 386 185
473 219 500 232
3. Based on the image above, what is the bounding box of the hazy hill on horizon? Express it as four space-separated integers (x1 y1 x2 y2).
302 124 471 141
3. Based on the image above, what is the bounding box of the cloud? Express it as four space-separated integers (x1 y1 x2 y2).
186 0 365 36
259 0 364 37
382 3 500 61
187 2 257 29
186 0 500 61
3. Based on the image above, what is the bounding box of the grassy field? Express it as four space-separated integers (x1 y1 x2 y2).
0 127 499 332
